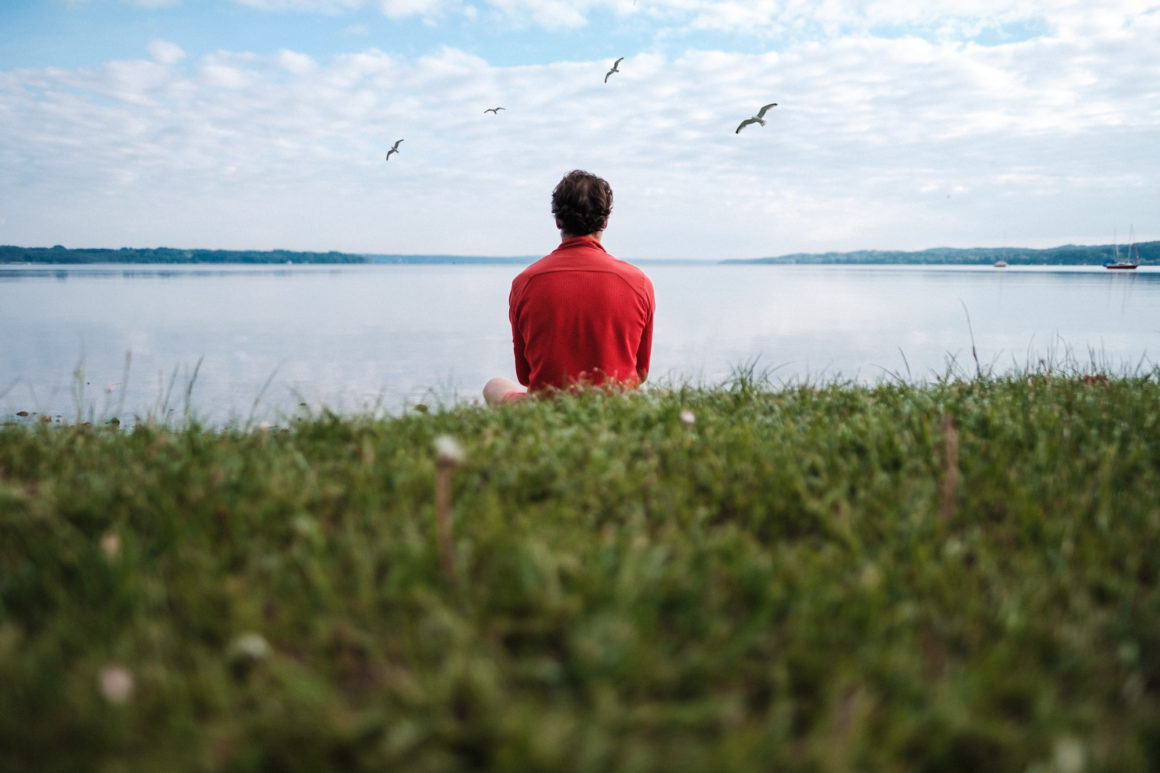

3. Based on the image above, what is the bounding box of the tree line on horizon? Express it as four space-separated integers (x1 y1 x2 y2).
2 241 1156 266
728 241 1159 265
0 245 368 264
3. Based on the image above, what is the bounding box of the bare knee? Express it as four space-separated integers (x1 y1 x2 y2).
484 377 524 406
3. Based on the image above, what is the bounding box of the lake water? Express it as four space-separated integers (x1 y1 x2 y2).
2 263 1158 425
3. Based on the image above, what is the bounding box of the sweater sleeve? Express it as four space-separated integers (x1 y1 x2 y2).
509 283 531 386
634 285 655 382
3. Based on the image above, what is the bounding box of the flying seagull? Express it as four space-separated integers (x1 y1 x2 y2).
385 139 403 160
735 103 778 134
483 106 505 114
604 57 624 83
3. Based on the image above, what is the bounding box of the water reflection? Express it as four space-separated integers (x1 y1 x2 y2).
2 263 1157 426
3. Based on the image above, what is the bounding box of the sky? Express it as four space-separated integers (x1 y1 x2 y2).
1 0 1158 261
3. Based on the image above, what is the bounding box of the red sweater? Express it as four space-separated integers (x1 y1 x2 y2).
509 236 655 392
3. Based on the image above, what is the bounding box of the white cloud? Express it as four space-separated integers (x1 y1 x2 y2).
378 0 448 19
62 57 181 106
147 40 187 65
198 58 254 89
276 49 318 74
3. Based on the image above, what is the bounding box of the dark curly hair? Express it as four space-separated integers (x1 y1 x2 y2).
551 170 613 237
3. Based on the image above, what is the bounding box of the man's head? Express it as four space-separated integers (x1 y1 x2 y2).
551 170 613 238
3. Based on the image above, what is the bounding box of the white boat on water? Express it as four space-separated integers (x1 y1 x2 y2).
1106 226 1141 270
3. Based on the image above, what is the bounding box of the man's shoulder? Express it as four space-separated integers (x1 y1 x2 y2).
513 244 652 294
601 254 653 293
511 255 553 288
610 256 651 281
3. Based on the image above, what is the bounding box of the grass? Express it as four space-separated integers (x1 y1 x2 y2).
1 371 1159 771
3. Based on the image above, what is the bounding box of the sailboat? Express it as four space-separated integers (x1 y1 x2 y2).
1105 226 1140 270
994 233 1008 267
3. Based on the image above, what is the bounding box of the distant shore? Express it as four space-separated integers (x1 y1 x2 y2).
2 241 1156 266
0 245 367 265
722 240 1157 266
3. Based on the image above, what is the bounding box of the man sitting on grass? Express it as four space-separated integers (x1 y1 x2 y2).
484 169 656 406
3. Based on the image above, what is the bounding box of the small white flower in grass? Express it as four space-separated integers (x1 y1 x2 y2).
99 664 134 704
434 435 465 467
100 532 120 559
1051 737 1085 773
228 632 271 663
679 410 696 425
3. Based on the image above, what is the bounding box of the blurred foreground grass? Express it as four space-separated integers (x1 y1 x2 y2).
1 373 1159 771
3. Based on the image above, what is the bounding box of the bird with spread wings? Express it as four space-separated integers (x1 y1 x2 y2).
385 139 403 160
735 103 778 134
604 57 624 83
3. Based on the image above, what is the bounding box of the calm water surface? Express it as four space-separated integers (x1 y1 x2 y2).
2 263 1158 425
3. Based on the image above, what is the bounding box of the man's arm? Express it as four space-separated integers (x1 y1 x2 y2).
513 333 530 386
510 292 531 386
634 306 654 384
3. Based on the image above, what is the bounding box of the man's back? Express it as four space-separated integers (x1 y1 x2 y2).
510 236 654 391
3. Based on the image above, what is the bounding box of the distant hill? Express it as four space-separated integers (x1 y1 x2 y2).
723 241 1159 265
0 246 368 264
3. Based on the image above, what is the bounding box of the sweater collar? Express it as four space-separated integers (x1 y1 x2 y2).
558 235 607 253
